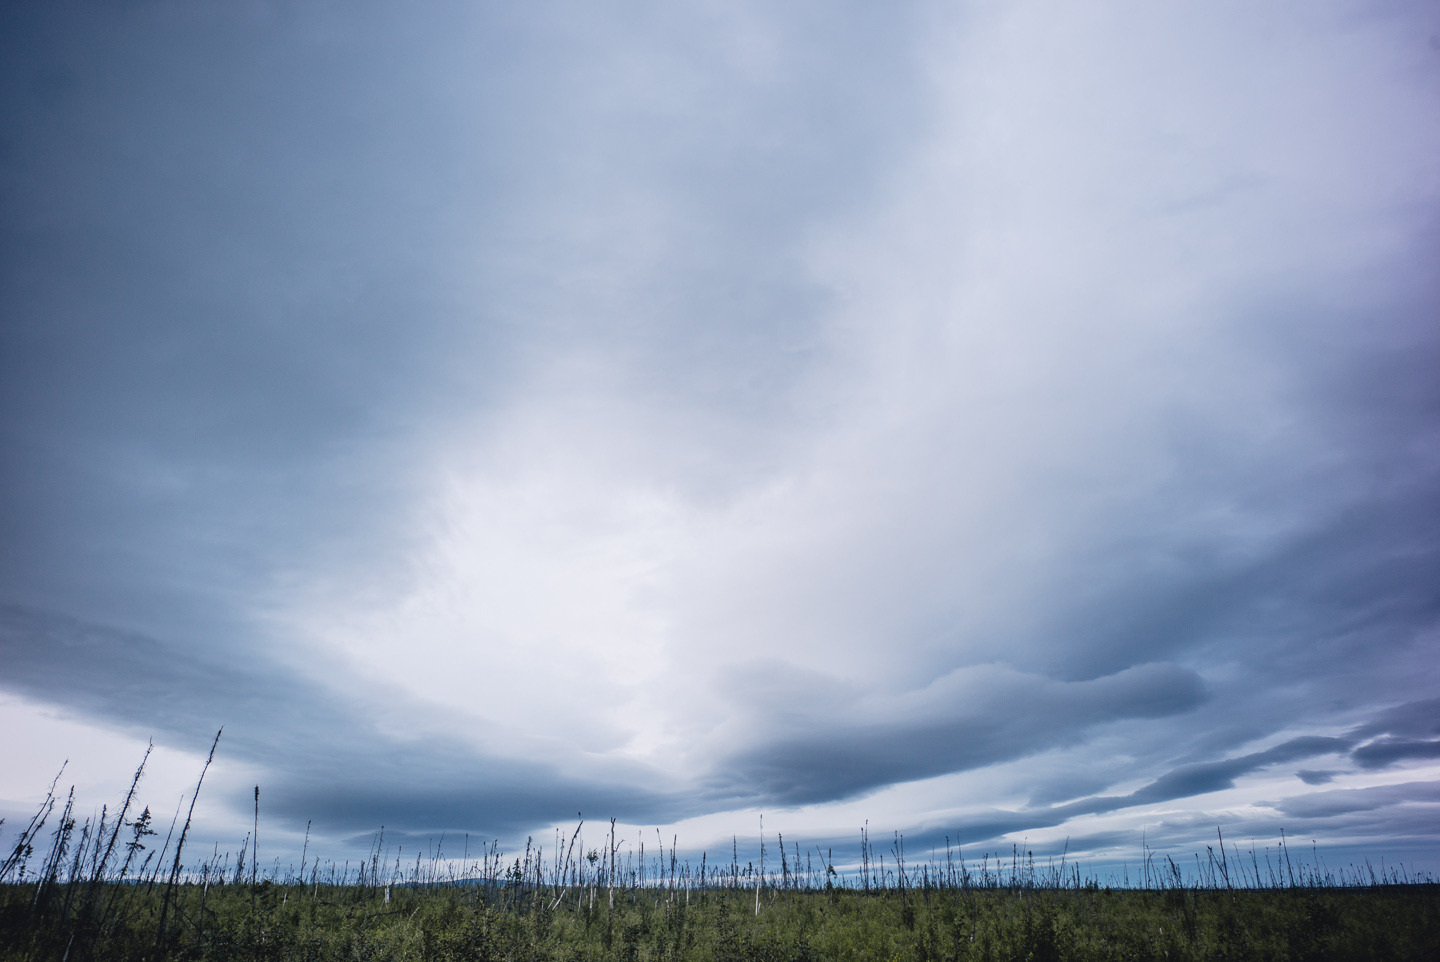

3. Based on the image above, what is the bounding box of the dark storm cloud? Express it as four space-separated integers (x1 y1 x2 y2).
0 0 929 835
1353 740 1440 770
0 0 927 625
895 736 1358 847
0 604 680 837
1351 697 1440 741
799 732 1410 860
0 0 523 653
1051 737 1355 818
2 0 1439 870
1345 698 1440 769
1274 781 1440 820
1002 422 1440 687
713 663 1206 805
827 708 1435 857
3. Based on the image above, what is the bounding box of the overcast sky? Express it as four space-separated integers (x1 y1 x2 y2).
3 0 1439 878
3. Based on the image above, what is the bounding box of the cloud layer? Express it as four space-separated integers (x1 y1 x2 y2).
3 0 1439 870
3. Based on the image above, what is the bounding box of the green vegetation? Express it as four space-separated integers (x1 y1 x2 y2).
4 876 1438 961
2 741 1437 960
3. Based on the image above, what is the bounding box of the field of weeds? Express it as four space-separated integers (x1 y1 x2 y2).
4 877 1439 961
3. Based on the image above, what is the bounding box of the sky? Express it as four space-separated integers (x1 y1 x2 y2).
2 0 1439 880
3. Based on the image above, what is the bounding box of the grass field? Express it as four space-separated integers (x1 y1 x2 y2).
4 874 1439 961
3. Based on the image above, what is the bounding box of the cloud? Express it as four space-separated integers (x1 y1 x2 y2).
2 0 1439 871
1353 739 1440 770
711 663 1205 806
930 735 1362 838
1351 698 1440 741
1275 781 1440 820
0 604 680 837
1112 738 1354 808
